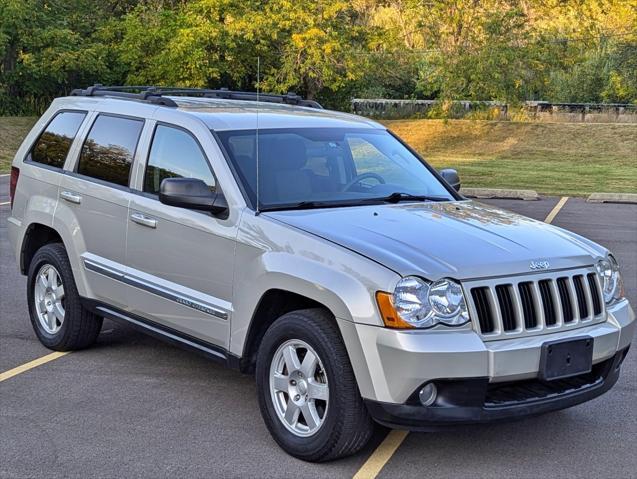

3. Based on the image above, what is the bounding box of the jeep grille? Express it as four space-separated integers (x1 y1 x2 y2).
464 267 605 340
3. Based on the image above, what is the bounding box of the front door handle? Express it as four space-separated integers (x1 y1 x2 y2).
130 212 157 229
60 190 82 204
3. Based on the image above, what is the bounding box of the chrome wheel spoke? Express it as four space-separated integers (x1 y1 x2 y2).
300 402 320 431
53 303 65 321
36 275 47 296
307 380 328 401
300 350 318 378
46 312 57 330
282 345 301 371
54 284 65 301
272 373 289 392
284 402 300 426
47 268 57 288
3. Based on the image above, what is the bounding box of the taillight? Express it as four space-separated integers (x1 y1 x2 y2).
9 166 19 209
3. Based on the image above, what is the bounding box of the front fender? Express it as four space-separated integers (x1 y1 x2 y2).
229 213 399 357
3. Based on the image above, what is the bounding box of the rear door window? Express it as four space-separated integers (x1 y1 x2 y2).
77 115 144 187
30 111 86 168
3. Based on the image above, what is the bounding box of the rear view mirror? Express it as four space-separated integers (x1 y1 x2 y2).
439 169 461 192
159 178 228 215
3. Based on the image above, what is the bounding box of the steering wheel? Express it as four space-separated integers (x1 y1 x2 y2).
342 172 385 192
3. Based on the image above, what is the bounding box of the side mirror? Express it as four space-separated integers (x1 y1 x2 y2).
159 178 228 215
439 168 461 192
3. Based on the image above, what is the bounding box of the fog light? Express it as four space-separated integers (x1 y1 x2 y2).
418 383 437 407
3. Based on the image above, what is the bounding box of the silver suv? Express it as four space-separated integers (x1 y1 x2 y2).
8 86 634 461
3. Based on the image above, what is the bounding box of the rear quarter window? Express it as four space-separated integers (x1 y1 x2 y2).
30 111 87 168
76 114 144 187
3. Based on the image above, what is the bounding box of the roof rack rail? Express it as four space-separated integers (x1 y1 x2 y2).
70 85 323 109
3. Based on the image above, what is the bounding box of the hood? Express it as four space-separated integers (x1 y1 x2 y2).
266 200 607 280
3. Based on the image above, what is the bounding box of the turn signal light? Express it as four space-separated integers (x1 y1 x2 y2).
375 291 413 329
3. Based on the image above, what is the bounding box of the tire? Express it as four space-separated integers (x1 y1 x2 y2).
256 308 374 462
27 243 102 351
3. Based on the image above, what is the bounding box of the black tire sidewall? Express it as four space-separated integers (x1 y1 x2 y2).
256 311 357 460
27 244 78 349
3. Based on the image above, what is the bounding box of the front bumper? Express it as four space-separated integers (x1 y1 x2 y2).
338 299 635 421
365 347 628 430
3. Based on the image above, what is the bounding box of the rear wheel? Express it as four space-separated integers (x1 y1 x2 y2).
27 243 102 351
256 309 374 461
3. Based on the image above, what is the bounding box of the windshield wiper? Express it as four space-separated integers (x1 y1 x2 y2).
261 200 349 212
372 192 450 203
260 193 450 212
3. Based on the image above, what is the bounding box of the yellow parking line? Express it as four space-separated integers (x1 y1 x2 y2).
0 351 69 383
544 196 569 224
353 430 409 479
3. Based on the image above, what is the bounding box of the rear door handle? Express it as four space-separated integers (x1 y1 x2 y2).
60 191 82 204
130 212 157 229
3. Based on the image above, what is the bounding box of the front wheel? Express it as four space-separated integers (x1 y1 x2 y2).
256 309 374 462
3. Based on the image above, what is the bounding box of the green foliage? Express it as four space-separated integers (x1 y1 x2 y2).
0 0 636 115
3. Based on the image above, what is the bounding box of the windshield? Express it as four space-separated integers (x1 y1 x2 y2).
216 128 455 210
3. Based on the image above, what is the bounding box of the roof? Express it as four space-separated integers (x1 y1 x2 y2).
170 97 384 131
58 86 384 131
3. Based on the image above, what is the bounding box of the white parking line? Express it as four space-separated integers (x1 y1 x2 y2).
0 352 70 383
0 201 10 206
0 173 9 177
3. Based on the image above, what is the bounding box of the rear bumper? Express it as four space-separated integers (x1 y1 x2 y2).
365 347 628 430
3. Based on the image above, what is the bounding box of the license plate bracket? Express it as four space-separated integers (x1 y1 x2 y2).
539 336 594 382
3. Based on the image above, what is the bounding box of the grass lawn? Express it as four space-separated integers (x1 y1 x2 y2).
384 119 637 197
0 116 36 172
1 116 635 196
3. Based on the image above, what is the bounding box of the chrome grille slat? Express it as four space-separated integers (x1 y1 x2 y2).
556 277 574 323
548 279 564 328
464 266 605 341
573 275 589 320
567 276 581 324
587 273 603 316
518 282 537 329
530 281 546 330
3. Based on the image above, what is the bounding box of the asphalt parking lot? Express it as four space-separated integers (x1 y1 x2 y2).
1 174 636 478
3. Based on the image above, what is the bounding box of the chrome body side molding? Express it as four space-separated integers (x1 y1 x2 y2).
82 253 230 321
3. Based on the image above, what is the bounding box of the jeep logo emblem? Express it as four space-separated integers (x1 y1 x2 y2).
530 260 550 270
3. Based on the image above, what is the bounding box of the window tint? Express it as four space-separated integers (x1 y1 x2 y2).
77 115 143 186
31 111 86 168
144 125 216 195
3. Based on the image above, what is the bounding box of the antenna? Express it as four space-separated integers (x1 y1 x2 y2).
255 56 261 215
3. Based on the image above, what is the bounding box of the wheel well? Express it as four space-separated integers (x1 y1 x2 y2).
21 224 64 275
240 289 332 373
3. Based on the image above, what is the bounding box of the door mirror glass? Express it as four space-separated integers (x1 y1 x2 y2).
439 168 461 192
159 178 228 215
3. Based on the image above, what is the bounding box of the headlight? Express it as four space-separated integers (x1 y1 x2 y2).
377 276 470 329
596 256 624 304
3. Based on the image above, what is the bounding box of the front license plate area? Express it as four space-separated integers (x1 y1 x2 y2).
539 336 594 381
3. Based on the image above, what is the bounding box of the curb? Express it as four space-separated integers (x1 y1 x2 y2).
587 193 637 204
461 187 539 201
